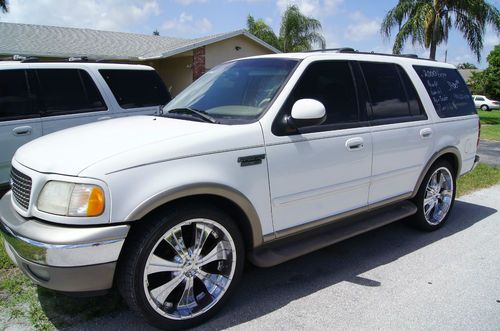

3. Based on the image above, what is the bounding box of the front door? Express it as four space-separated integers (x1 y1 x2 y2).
264 60 372 234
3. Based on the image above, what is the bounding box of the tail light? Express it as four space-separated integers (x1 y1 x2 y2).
477 118 481 147
493 101 499 105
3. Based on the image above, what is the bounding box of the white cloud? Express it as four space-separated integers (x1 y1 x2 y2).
484 31 499 47
175 0 208 5
2 0 161 32
161 12 213 34
345 11 380 42
276 0 343 17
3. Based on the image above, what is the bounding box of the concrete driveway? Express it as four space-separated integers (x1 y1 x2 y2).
478 140 500 167
68 185 500 331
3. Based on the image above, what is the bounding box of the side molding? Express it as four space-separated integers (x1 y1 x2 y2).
411 146 461 198
124 183 264 248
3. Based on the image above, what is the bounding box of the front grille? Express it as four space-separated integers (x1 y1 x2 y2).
10 167 32 210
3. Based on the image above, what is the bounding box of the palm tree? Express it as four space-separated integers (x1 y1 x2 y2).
246 5 325 52
247 15 280 50
456 62 477 69
0 0 8 13
381 0 500 61
278 5 325 52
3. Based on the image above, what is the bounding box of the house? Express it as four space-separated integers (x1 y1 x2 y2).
458 69 482 89
0 22 279 96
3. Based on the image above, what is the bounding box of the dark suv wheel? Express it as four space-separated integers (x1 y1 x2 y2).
117 204 244 329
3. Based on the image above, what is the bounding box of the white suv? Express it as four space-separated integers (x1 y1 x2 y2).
0 61 170 186
0 51 480 329
472 94 500 111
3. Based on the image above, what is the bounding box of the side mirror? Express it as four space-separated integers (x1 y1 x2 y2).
287 99 327 128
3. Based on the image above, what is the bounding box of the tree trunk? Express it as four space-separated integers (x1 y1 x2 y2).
429 3 440 60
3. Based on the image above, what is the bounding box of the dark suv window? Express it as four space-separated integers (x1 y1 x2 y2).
413 65 475 117
36 69 107 116
361 62 425 122
275 61 360 134
99 69 171 109
0 70 38 121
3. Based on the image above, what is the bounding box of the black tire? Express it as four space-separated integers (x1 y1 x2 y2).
412 160 456 231
480 104 490 111
117 204 245 330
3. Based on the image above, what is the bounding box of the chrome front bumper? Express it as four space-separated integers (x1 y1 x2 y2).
0 191 130 292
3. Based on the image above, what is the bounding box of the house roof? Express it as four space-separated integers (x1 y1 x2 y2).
0 22 280 61
458 69 482 83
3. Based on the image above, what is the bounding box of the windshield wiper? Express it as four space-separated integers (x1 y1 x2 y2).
166 107 218 124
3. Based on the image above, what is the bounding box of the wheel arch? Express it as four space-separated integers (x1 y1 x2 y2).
411 147 461 198
124 183 264 249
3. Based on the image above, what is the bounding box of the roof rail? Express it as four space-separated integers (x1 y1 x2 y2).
313 48 435 61
304 47 355 53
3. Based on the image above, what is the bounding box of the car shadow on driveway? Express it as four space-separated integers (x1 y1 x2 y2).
51 200 496 330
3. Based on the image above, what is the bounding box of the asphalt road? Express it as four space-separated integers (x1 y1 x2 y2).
67 184 500 331
478 140 500 167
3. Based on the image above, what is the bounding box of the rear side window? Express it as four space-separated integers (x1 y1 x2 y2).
36 69 107 116
475 96 485 101
99 69 171 109
0 70 38 121
413 65 475 117
361 62 422 121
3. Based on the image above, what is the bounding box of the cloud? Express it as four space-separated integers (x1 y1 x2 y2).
1 0 161 32
345 11 380 41
175 0 208 4
276 0 343 17
161 12 213 35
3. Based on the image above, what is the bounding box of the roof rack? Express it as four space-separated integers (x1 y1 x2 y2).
304 47 356 53
304 48 434 61
9 55 120 64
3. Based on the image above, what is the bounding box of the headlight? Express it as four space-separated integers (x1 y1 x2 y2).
37 181 105 217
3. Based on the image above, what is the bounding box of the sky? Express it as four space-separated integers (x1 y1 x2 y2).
1 0 499 68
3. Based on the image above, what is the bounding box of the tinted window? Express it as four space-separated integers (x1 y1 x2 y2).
287 61 359 127
398 66 425 116
361 62 410 119
99 70 171 109
36 69 107 115
413 65 475 117
0 70 37 121
475 97 485 101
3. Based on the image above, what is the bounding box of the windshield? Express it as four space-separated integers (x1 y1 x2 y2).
163 58 299 124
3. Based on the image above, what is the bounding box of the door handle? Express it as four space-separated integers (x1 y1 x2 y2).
345 137 364 151
12 126 32 136
420 128 433 139
97 116 112 121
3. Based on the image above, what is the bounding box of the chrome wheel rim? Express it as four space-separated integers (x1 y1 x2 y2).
143 219 236 320
423 167 454 225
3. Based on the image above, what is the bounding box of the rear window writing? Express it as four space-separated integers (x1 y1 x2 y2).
413 65 475 118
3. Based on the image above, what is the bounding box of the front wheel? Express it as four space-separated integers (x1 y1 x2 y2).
412 161 456 231
117 205 244 329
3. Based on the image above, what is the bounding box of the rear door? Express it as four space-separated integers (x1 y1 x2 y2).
358 62 434 204
98 69 171 118
0 69 42 185
34 68 111 135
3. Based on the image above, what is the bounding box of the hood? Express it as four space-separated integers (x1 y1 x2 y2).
14 116 218 176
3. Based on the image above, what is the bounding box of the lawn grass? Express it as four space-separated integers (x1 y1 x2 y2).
477 110 500 141
457 163 500 197
478 109 500 125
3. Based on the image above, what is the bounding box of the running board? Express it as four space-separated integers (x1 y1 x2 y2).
249 200 417 267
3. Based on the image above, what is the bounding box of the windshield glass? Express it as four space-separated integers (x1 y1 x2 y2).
163 58 299 124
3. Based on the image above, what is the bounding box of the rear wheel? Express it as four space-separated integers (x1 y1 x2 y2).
480 104 490 111
118 205 244 329
412 161 456 231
